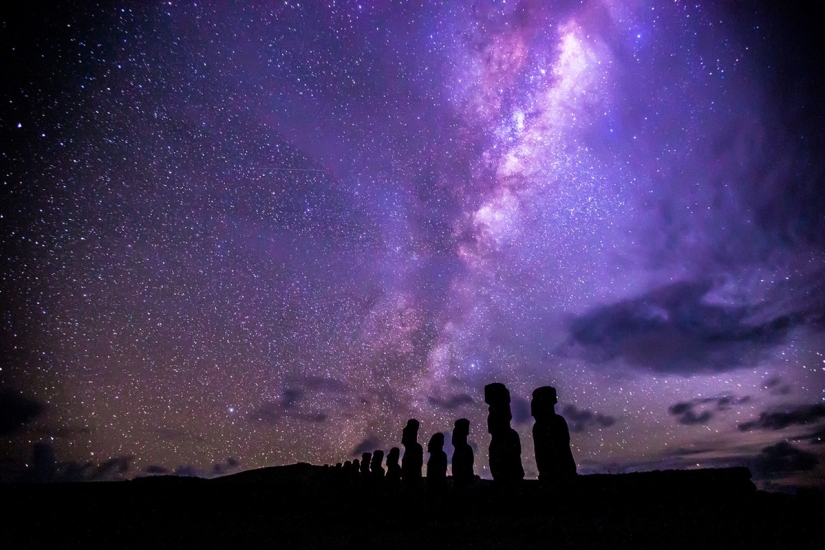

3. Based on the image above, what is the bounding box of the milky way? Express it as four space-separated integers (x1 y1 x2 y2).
2 1 824 490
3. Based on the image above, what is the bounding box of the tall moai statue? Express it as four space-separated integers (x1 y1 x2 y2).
484 383 524 483
531 386 576 482
370 449 385 481
426 432 448 496
401 419 423 489
451 418 474 488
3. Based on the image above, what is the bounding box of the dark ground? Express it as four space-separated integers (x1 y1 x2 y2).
4 466 823 549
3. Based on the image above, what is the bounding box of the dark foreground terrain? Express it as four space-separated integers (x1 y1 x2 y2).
4 466 823 549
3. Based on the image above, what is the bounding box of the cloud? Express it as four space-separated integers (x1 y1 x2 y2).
352 436 382 457
763 376 792 396
792 426 825 446
427 393 474 410
19 442 133 482
512 395 531 425
174 465 202 477
250 401 327 424
751 442 819 479
32 425 91 438
738 403 825 431
561 405 616 433
281 388 303 410
302 376 350 393
0 389 44 435
668 395 750 425
249 386 329 424
212 457 240 476
560 281 816 375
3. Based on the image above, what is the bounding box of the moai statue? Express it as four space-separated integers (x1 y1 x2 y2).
386 447 402 486
360 452 372 476
351 458 361 485
531 386 576 483
451 418 474 488
426 432 447 496
370 450 385 481
484 383 524 484
401 419 423 490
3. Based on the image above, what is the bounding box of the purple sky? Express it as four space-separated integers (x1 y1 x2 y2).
2 1 824 490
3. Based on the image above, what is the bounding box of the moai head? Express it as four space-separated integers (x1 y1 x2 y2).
387 447 400 466
370 450 384 471
531 386 558 422
361 452 372 473
427 432 445 454
402 419 420 446
484 382 513 434
484 383 511 407
453 418 470 444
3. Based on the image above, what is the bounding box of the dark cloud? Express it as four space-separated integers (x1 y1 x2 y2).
0 389 44 435
249 386 329 424
146 465 170 475
352 436 382 457
668 395 750 425
792 426 825 446
512 395 531 425
212 457 240 476
281 388 303 410
93 456 132 479
18 442 133 482
561 405 616 433
427 393 474 410
738 403 825 431
561 281 816 375
763 376 792 396
250 400 327 424
669 405 713 425
32 425 91 438
174 465 203 477
751 442 819 479
302 377 350 393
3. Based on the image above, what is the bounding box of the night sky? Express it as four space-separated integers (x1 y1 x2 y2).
2 1 824 491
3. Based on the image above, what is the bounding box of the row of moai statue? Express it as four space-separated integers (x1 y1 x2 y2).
487 383 577 484
333 384 576 487
333 417 474 491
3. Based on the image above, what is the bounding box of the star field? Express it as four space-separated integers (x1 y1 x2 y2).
1 1 824 490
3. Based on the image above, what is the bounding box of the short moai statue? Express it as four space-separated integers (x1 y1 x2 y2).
451 418 474 488
370 449 385 481
401 419 424 490
386 447 402 486
426 432 448 496
531 386 576 483
360 452 372 477
484 382 524 484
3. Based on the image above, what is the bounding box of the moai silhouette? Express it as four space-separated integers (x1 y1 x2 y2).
361 453 372 477
484 383 524 484
386 447 402 486
531 386 576 483
451 418 474 488
370 450 385 481
426 432 448 496
401 419 423 490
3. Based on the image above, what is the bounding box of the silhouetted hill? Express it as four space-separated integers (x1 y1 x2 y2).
5 466 823 549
